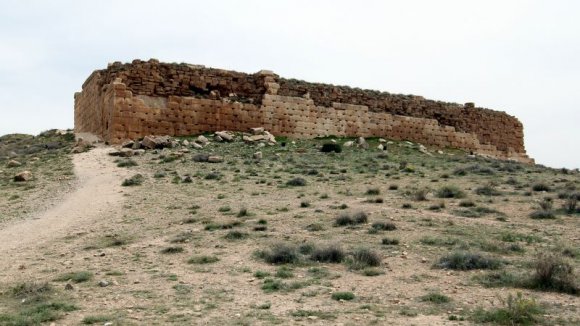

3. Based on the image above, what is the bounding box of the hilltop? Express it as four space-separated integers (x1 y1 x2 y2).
0 131 578 325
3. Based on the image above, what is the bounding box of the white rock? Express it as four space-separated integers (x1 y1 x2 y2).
379 138 387 143
250 127 264 135
215 131 233 141
207 156 224 163
343 141 354 147
197 135 209 144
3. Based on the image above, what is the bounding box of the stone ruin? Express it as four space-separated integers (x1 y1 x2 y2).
74 59 533 163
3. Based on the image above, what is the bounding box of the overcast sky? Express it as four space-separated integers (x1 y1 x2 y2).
0 0 578 168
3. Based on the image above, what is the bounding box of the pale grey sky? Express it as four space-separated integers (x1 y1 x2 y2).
0 0 578 168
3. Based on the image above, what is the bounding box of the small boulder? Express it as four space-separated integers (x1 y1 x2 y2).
253 152 263 160
197 135 209 145
6 160 22 168
14 171 32 182
207 155 224 163
119 148 134 157
98 280 110 287
121 140 135 148
193 153 210 162
192 142 203 149
182 139 190 147
379 138 387 143
215 131 234 142
250 127 264 135
343 141 354 147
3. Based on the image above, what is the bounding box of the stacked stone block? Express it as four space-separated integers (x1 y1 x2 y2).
74 59 532 163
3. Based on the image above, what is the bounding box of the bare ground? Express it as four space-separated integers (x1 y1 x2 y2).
0 137 578 325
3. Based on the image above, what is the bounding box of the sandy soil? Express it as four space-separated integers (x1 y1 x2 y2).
0 146 130 276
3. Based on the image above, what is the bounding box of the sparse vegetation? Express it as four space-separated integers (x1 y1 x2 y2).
121 174 144 186
472 292 542 325
331 291 355 301
436 251 502 270
54 271 93 283
257 243 299 265
436 185 465 198
310 244 345 263
334 211 368 226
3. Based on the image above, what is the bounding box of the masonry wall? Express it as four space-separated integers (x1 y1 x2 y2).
74 59 532 163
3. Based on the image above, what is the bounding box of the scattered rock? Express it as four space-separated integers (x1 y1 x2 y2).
121 140 135 148
196 135 209 145
207 155 224 163
357 137 369 149
98 280 110 287
6 160 22 168
250 127 264 135
192 142 203 149
379 138 387 143
343 141 354 147
253 152 262 160
14 171 32 182
377 144 384 151
214 135 223 142
142 135 171 149
418 144 433 156
193 153 210 162
182 139 190 146
64 283 74 291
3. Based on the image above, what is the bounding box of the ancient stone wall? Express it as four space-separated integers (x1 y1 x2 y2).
74 59 532 163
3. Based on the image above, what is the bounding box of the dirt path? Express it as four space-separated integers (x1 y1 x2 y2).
0 146 129 270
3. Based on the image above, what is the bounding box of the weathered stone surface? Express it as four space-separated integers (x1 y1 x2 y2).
14 171 32 182
215 131 234 142
6 160 22 168
74 60 533 163
207 155 223 163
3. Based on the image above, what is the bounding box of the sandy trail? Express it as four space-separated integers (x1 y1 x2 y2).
0 146 128 269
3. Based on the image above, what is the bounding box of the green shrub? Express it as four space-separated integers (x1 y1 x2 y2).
187 255 219 264
381 237 400 245
412 188 429 201
420 292 451 304
225 231 248 240
287 177 307 187
160 246 184 254
275 266 294 279
532 183 551 192
334 211 368 226
349 248 381 270
121 174 144 186
472 292 542 325
116 159 138 167
459 200 475 207
371 221 396 231
529 210 555 219
366 187 380 195
320 143 342 153
528 253 577 294
436 185 465 198
54 271 93 283
258 243 299 265
331 291 355 301
475 185 502 196
436 251 502 270
310 244 345 263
